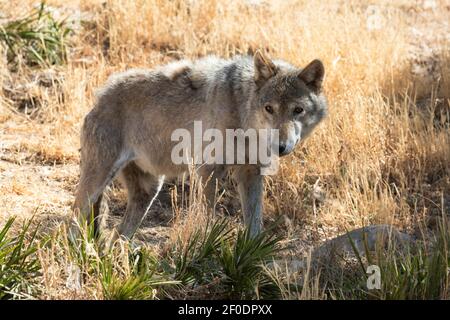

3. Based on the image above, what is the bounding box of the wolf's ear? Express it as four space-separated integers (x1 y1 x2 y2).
254 50 277 87
298 59 324 92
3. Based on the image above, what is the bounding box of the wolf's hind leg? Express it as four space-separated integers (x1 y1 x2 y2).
116 163 165 239
73 149 133 235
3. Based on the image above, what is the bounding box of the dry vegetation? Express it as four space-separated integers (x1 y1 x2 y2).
0 0 449 299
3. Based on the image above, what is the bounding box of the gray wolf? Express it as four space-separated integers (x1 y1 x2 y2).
73 51 327 239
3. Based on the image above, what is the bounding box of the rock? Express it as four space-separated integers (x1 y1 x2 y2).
268 225 414 274
311 224 413 261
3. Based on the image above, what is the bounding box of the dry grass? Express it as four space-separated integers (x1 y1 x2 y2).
0 0 449 299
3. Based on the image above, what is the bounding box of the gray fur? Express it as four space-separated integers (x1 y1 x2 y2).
73 51 328 239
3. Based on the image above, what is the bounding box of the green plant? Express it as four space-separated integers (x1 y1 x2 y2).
61 213 178 300
219 227 283 299
0 2 72 67
373 219 450 299
171 218 234 285
322 216 450 300
100 246 178 300
0 217 40 299
63 212 102 276
165 218 284 299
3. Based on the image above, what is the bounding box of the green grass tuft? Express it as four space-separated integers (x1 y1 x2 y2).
0 217 40 299
0 2 72 67
165 218 284 299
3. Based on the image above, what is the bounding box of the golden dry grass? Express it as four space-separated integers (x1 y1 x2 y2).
0 0 449 299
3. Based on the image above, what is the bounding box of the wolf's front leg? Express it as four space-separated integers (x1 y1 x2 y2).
233 165 263 236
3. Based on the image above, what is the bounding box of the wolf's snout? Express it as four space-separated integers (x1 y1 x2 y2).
278 140 296 156
278 121 301 156
279 143 293 156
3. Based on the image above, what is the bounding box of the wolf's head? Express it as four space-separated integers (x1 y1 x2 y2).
249 51 327 157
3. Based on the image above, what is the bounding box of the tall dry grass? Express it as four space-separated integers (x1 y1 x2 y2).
0 0 449 299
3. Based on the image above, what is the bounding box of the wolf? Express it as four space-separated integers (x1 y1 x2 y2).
73 51 327 239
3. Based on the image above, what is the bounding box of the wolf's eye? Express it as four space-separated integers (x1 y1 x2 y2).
294 107 304 115
265 105 274 114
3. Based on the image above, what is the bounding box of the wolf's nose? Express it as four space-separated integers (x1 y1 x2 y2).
279 144 286 155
